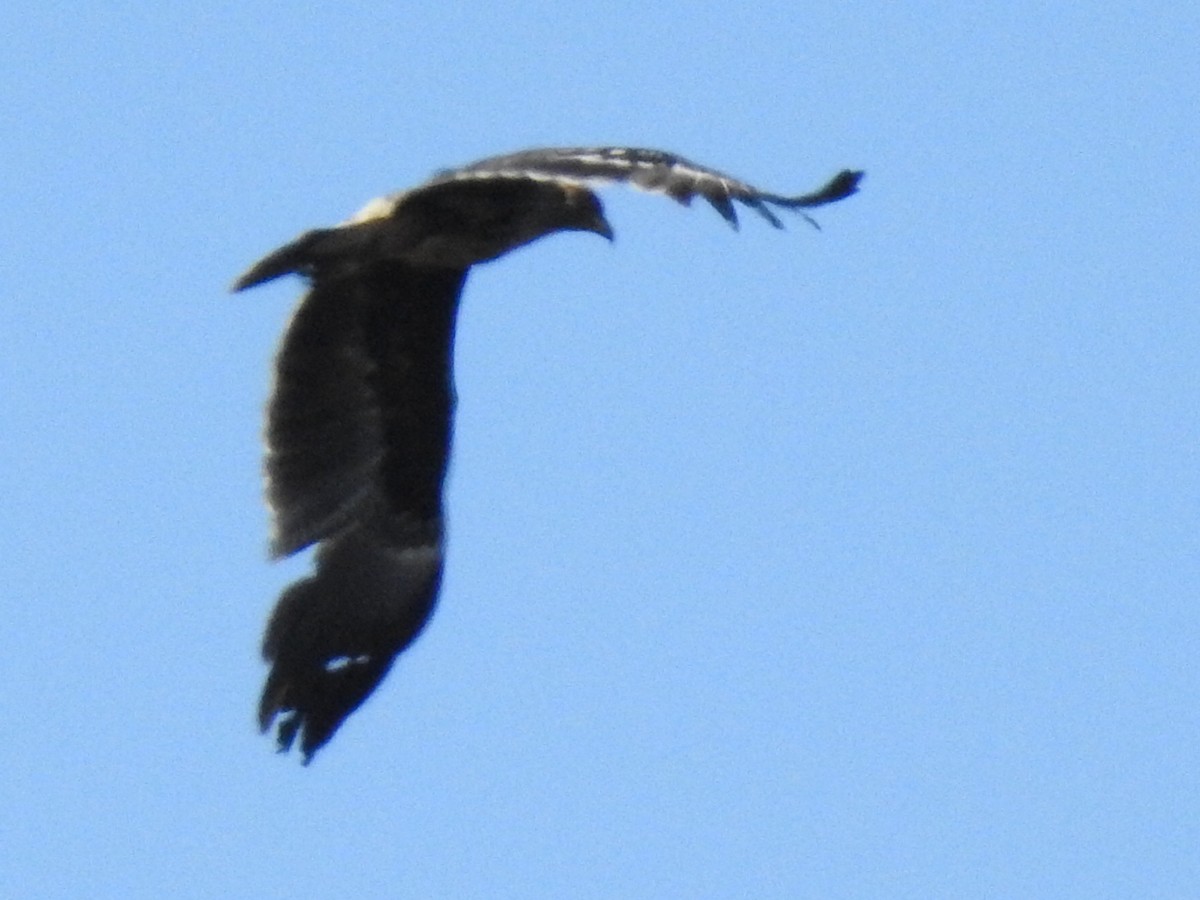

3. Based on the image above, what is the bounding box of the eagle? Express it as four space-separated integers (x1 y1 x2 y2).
233 147 863 762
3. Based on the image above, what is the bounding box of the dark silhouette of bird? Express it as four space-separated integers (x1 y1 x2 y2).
232 147 863 762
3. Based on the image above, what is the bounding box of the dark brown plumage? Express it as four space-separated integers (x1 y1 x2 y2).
233 147 862 762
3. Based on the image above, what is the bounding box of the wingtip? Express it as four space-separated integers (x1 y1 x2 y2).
834 168 866 198
796 169 865 208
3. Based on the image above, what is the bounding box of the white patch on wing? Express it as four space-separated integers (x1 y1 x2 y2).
437 148 768 210
444 168 605 188
345 194 402 224
325 654 372 672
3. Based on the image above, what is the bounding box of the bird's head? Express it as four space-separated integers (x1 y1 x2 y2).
560 185 614 241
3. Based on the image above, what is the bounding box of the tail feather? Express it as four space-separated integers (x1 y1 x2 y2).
231 226 377 291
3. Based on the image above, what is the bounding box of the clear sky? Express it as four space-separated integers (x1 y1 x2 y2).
4 2 1198 897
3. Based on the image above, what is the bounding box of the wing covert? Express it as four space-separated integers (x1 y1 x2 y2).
438 146 863 230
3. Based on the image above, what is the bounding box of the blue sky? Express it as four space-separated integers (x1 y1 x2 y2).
4 2 1198 897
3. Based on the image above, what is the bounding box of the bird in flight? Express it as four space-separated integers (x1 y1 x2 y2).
232 146 863 762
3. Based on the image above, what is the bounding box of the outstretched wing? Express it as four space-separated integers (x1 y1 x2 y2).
252 261 467 761
437 146 863 230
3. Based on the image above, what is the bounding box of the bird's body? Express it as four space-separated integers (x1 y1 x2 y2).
234 146 862 761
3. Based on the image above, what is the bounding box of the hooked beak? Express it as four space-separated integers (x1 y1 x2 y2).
589 214 615 242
